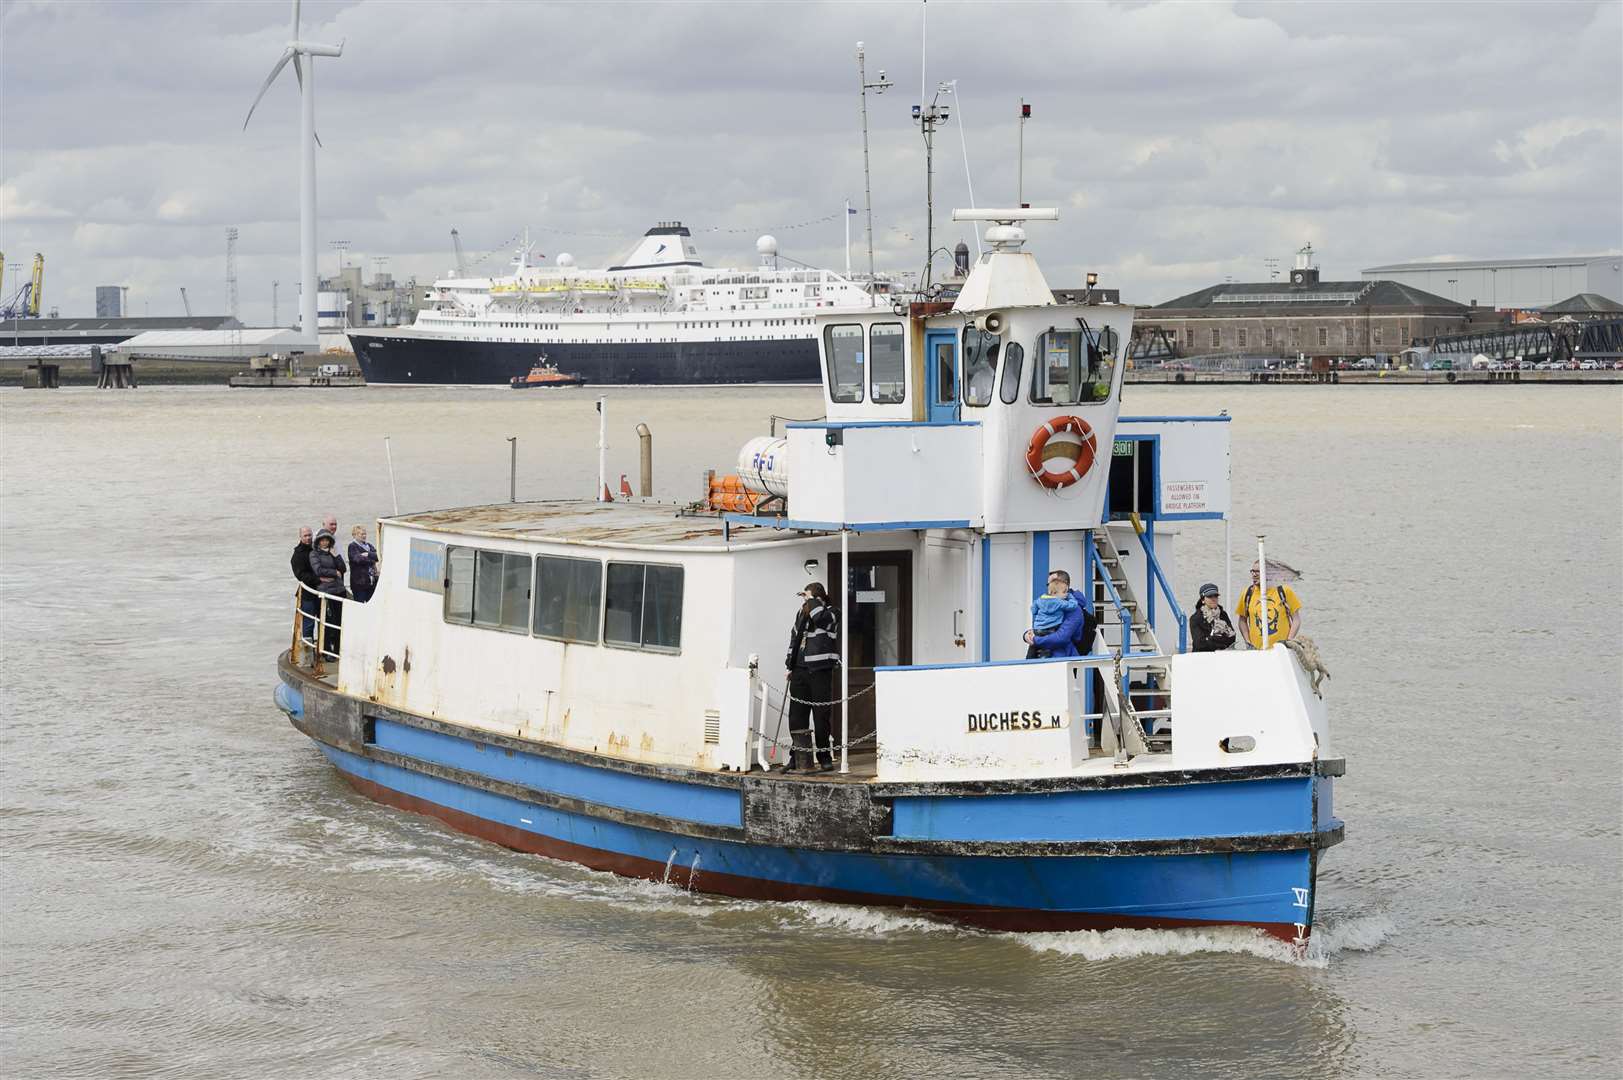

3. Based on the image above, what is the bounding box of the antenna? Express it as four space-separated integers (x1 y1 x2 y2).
914 83 952 291
1017 99 1031 206
272 280 280 326
225 227 239 321
920 0 927 101
856 42 892 280
946 82 982 258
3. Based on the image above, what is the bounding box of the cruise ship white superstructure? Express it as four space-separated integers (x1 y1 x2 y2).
350 223 897 385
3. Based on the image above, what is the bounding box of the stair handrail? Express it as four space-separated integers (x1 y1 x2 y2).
1130 514 1189 654
1091 550 1136 658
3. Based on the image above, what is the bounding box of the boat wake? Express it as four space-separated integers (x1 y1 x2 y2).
1017 910 1396 968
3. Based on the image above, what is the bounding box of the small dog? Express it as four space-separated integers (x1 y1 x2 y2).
1284 636 1331 697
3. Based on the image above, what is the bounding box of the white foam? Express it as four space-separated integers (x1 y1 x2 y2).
779 901 959 937
1018 910 1395 968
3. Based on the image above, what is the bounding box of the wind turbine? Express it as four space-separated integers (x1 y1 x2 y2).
244 0 342 346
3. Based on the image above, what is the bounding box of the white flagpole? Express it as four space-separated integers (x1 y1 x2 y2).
844 199 852 277
1256 534 1268 649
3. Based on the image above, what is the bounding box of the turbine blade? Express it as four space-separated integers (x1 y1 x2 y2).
243 48 295 129
291 53 323 148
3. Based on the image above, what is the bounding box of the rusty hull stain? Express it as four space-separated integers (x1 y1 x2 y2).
380 655 396 675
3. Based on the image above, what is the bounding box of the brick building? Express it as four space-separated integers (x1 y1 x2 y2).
1136 264 1473 363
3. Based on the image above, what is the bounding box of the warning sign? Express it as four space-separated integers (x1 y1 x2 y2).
1164 480 1209 513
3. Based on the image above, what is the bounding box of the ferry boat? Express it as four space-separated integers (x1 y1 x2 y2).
349 224 895 386
509 358 585 390
278 209 1343 941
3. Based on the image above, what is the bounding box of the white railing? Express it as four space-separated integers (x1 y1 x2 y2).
291 582 347 673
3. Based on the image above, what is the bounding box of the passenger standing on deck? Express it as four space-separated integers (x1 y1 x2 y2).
291 526 320 648
347 525 379 603
308 529 348 656
1190 583 1237 652
1023 570 1091 658
322 514 338 539
1238 566 1302 650
784 582 839 772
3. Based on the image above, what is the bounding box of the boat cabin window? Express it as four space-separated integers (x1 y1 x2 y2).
533 555 602 644
1030 327 1117 405
824 324 864 403
962 328 1000 407
604 562 684 653
869 322 905 404
999 341 1025 404
444 545 531 633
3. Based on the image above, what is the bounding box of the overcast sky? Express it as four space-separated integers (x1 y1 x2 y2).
3 0 1620 323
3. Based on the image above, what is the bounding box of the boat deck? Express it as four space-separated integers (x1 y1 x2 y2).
295 659 881 783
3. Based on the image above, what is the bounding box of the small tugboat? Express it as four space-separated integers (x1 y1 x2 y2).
277 208 1343 943
509 357 586 389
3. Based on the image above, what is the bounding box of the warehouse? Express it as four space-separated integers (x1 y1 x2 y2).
1360 255 1622 310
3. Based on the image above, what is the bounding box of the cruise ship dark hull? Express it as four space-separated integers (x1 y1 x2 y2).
349 332 821 385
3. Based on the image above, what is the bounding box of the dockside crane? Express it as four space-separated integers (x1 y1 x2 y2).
451 228 469 277
0 252 45 319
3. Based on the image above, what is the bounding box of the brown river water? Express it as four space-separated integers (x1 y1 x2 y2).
2 383 1619 1079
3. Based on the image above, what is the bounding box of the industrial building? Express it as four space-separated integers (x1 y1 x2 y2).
95 285 125 317
1360 255 1622 310
317 261 421 330
1136 248 1474 364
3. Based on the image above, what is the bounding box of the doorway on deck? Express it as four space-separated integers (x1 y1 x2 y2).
827 549 914 752
923 329 960 422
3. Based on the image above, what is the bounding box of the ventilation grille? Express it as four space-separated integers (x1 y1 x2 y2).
702 710 722 745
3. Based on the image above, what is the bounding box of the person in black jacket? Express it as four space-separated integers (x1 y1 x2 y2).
291 526 320 647
1190 582 1238 653
783 582 840 772
308 529 348 657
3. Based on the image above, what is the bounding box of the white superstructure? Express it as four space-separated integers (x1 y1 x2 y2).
395 224 894 359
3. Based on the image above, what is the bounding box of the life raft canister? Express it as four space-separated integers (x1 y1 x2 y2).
1025 415 1097 488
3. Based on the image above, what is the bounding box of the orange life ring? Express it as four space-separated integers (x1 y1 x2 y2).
1025 416 1097 488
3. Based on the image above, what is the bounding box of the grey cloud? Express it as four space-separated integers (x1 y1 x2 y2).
2 0 1618 323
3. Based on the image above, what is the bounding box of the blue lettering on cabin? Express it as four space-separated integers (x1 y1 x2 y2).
408 539 446 593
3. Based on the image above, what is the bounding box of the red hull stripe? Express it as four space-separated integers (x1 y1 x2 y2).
336 767 1303 942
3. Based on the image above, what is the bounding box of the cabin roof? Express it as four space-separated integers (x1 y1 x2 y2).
384 499 806 551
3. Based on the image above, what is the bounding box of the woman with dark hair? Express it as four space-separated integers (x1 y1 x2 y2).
1190 583 1237 653
783 581 840 772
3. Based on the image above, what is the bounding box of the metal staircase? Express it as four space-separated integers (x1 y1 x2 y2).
1089 525 1176 756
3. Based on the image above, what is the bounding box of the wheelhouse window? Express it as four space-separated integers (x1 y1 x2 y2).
962 328 1000 406
533 554 602 643
444 545 531 633
604 562 684 653
998 341 1025 404
869 323 906 404
1030 327 1117 405
824 324 864 403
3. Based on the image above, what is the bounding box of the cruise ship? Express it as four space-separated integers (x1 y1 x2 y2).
349 223 898 385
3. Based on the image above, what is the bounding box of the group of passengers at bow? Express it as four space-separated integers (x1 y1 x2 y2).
289 515 379 661
1022 566 1303 656
772 560 1307 773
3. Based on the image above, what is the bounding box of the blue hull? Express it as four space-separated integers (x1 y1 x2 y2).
281 674 1338 940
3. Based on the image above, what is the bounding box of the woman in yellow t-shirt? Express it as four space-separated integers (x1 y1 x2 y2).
1238 581 1302 649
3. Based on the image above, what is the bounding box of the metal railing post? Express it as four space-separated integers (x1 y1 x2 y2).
839 527 850 775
